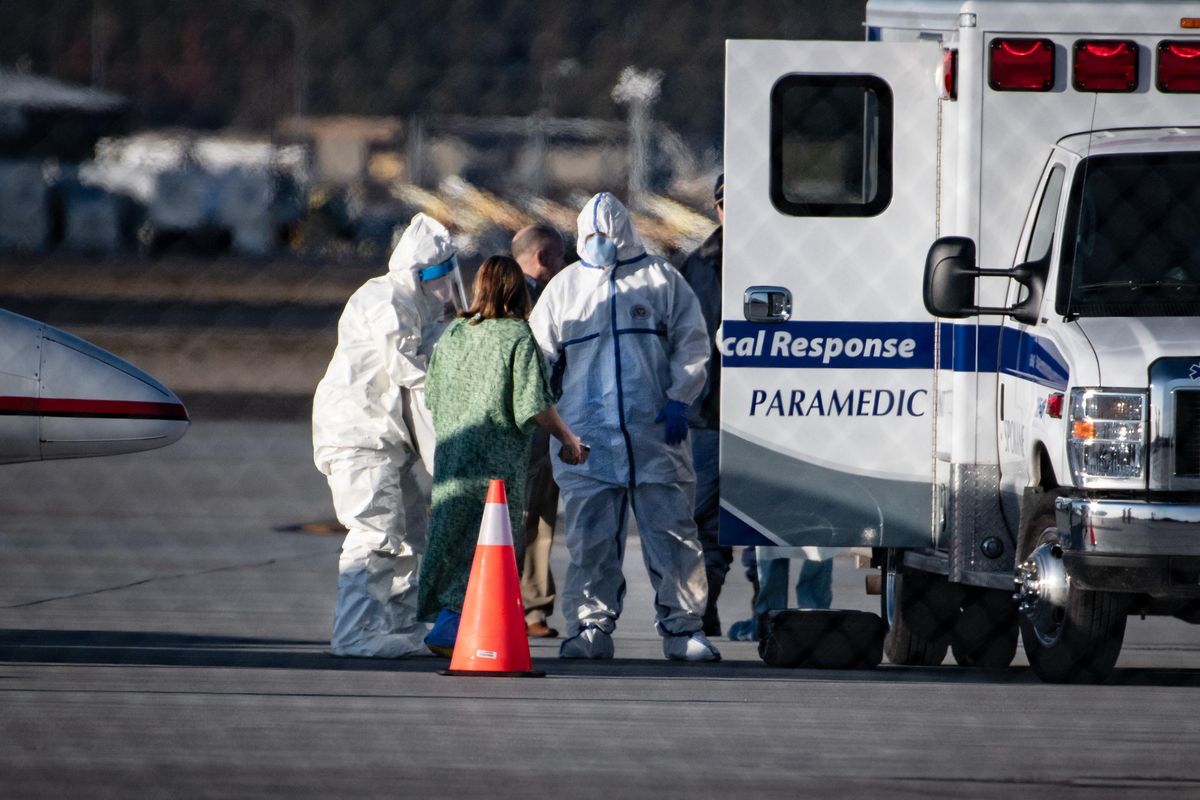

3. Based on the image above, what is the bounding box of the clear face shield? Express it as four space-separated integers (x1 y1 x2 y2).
417 256 467 323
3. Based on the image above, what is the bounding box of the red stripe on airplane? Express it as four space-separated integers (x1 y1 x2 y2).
0 396 189 420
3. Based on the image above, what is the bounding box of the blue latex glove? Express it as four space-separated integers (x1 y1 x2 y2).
655 399 690 445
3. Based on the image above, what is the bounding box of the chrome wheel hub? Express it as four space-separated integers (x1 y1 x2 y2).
1014 542 1069 644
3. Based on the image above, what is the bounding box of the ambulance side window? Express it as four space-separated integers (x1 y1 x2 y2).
1026 165 1065 262
770 74 893 217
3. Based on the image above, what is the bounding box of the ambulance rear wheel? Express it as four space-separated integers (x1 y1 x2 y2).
951 586 1018 668
882 562 949 667
1015 500 1129 683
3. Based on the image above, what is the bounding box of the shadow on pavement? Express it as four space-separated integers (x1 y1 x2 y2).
2 628 1198 687
0 629 417 672
553 658 1200 687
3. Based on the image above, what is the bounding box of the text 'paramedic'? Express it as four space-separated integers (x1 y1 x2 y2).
749 388 928 417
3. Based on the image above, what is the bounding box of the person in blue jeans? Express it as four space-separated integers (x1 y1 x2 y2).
728 546 834 641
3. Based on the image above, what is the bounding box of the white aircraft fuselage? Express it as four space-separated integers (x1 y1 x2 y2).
0 309 189 464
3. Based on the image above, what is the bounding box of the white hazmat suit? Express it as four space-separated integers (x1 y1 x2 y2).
529 193 719 661
313 213 461 657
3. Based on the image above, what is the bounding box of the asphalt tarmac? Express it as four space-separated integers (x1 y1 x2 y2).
2 420 1200 799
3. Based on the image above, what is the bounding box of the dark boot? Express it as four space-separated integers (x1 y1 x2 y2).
702 572 724 637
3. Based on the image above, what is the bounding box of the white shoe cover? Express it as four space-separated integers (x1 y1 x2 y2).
663 632 721 662
559 627 615 659
330 630 431 658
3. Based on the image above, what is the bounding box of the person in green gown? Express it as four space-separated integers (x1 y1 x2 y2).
419 255 587 655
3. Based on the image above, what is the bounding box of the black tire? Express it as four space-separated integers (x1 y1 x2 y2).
1016 491 1130 684
951 586 1019 668
883 561 952 666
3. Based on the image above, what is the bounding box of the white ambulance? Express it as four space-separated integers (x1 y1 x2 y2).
720 0 1200 681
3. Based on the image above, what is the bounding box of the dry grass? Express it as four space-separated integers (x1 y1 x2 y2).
1 256 355 396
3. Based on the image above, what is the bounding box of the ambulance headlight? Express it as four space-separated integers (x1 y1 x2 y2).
1067 389 1146 487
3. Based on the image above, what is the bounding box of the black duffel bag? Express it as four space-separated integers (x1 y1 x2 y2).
758 608 886 669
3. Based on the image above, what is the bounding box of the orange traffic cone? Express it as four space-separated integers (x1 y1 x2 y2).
441 479 545 677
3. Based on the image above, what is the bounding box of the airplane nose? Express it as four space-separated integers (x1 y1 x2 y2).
35 324 190 461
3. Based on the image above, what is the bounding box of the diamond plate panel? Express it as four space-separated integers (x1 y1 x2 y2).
948 463 1015 581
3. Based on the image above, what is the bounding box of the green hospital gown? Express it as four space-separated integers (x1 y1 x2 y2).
418 316 554 620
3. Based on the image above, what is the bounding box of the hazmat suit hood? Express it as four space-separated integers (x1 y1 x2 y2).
386 212 463 338
575 192 646 267
388 212 457 285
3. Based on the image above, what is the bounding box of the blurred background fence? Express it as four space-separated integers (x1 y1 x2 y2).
0 0 864 418
1 1 868 259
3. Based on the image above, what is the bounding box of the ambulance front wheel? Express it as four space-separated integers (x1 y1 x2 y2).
1015 503 1130 683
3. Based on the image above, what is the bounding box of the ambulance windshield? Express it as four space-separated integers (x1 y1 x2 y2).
1060 152 1200 317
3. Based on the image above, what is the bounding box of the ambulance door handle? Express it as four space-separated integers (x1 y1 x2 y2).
744 286 792 323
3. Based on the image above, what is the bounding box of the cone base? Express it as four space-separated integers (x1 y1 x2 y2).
439 668 546 678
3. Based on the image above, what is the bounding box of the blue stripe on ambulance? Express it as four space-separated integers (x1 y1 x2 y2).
720 320 1068 391
946 323 1069 390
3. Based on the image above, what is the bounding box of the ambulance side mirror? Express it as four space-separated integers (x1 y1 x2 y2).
923 237 1041 322
923 236 977 318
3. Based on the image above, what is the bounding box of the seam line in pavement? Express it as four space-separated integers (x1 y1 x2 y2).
1 549 332 609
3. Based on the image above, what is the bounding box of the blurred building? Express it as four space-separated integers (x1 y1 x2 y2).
0 68 129 252
0 67 128 160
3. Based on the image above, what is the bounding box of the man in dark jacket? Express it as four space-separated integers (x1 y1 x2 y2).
512 223 567 638
678 174 732 637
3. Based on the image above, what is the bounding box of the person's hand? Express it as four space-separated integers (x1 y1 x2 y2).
558 432 589 465
655 399 689 445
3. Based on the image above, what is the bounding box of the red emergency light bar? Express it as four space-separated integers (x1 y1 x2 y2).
1073 40 1138 92
989 38 1055 91
1158 40 1200 92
